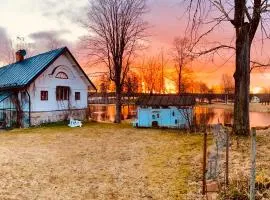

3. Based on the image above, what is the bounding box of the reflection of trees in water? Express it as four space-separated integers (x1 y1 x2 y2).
91 105 234 125
194 107 233 126
194 107 216 126
89 105 137 122
221 110 233 125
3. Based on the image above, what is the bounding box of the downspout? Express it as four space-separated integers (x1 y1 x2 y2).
25 90 31 126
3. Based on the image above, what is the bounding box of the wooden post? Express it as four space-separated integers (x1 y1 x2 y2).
225 127 229 187
250 128 256 200
202 129 207 195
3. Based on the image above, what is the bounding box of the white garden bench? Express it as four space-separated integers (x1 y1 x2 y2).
68 118 82 128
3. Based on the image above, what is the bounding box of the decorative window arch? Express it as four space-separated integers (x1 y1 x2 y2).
55 72 68 79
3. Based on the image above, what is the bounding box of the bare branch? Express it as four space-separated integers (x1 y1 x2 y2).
193 45 235 56
250 60 270 72
211 0 232 21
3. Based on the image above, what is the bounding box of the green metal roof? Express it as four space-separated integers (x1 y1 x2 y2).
0 47 65 90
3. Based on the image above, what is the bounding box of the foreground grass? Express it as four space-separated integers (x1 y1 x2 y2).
0 122 206 200
229 130 270 179
218 130 270 199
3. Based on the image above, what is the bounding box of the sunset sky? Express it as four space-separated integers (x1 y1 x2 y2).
0 0 270 91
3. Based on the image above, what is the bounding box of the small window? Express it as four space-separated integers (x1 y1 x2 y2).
75 92 80 100
152 115 155 120
172 111 175 116
55 72 68 79
175 119 178 124
157 114 160 118
41 91 48 101
56 86 70 101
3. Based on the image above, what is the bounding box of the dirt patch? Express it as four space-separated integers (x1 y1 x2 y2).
0 123 204 200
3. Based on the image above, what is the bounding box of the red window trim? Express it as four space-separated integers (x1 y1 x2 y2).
41 91 48 101
56 86 70 101
75 92 80 101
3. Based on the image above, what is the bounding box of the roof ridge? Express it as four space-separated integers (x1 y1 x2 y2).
0 47 67 90
25 46 66 61
0 46 96 91
0 47 66 69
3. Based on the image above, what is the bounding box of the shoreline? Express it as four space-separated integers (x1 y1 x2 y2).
198 102 270 113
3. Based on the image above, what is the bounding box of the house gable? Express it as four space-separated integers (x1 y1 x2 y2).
28 52 90 112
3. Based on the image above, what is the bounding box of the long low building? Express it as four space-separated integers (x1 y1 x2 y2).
0 47 96 129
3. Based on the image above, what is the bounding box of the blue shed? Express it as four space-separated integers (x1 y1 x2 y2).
133 95 196 129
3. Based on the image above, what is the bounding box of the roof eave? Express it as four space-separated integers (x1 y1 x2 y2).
64 48 97 91
0 84 26 91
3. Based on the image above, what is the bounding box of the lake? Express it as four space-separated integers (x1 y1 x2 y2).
89 105 270 127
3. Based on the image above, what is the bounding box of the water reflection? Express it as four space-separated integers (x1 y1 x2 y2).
89 105 137 122
89 105 270 127
194 107 233 125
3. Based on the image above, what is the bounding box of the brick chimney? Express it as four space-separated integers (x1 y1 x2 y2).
16 50 26 62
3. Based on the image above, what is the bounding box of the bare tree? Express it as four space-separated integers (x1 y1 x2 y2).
179 108 193 131
185 0 270 135
123 72 139 95
198 82 209 94
221 73 234 104
83 0 148 123
172 37 194 94
0 39 15 65
141 56 163 93
159 49 168 94
123 71 139 116
99 74 111 93
221 74 234 94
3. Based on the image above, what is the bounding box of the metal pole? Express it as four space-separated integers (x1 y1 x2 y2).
250 128 256 200
202 129 207 195
25 90 31 127
225 127 229 187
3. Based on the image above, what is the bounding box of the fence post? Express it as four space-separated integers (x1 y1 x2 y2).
250 128 256 200
202 129 207 195
225 127 229 188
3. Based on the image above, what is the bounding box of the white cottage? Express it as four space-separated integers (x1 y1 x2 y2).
0 47 96 128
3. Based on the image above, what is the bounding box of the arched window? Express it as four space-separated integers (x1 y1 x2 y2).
55 72 68 79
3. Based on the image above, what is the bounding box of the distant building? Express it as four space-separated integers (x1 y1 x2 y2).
133 95 196 129
0 47 96 129
251 96 260 103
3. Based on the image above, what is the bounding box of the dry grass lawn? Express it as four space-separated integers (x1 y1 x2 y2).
230 130 270 177
0 122 205 200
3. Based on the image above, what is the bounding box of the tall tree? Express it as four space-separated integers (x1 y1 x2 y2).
123 72 139 95
221 74 234 94
84 0 148 123
99 74 111 93
186 0 268 135
140 56 163 93
172 37 194 94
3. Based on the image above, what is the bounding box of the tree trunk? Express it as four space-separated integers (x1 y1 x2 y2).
115 84 122 123
178 70 182 94
233 24 251 136
13 92 23 128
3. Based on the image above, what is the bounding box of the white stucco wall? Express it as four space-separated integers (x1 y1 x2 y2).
27 52 90 112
